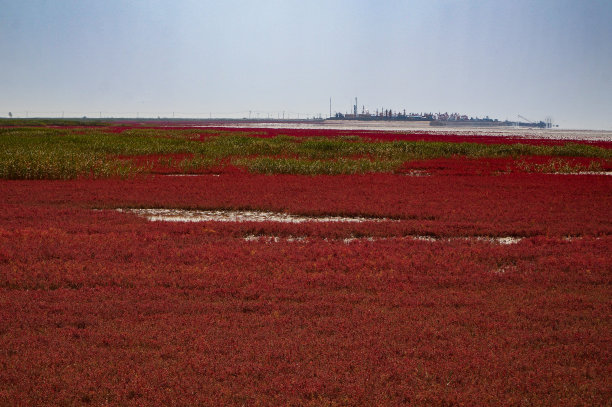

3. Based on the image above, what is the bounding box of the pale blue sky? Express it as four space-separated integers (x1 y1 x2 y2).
1 0 611 128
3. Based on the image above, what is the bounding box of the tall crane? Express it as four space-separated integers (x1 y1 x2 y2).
517 114 547 128
517 115 536 125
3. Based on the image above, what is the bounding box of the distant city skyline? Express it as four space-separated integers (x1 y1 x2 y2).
1 0 611 129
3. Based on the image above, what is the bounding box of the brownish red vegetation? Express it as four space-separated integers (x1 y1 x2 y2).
1 126 610 406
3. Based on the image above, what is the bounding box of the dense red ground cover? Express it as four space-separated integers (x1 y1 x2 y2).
1 231 610 405
27 122 612 147
1 130 611 405
193 126 612 147
2 173 610 237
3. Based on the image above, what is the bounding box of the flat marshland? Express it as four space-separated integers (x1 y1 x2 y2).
1 122 610 405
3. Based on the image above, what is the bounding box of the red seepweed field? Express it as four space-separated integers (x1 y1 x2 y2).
0 124 611 406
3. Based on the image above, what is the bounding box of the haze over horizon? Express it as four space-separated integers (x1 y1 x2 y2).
1 0 611 130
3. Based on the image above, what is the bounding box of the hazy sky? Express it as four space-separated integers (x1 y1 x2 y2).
1 0 611 129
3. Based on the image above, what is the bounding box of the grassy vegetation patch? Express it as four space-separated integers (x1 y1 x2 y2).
233 157 403 175
177 156 221 173
0 127 610 178
0 148 143 179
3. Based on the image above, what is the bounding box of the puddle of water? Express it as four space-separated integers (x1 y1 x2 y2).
492 266 510 274
402 170 430 177
242 234 524 245
477 236 522 244
411 235 439 242
118 208 393 223
116 208 599 245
